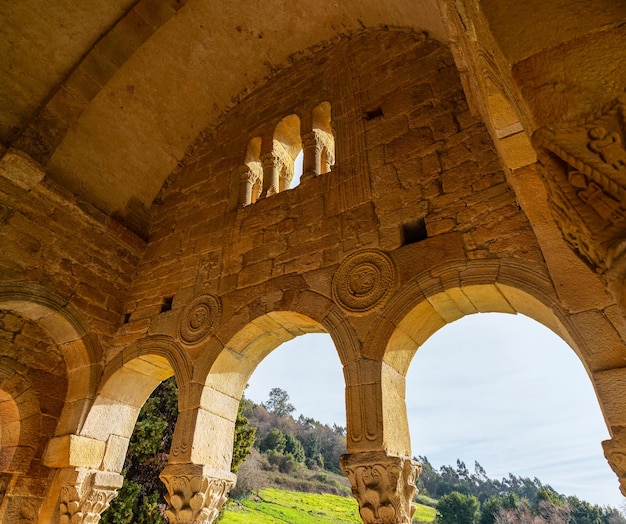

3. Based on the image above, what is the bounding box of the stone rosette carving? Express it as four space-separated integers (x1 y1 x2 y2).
58 470 122 524
160 464 236 524
179 294 222 345
340 451 422 524
533 94 626 279
332 249 396 314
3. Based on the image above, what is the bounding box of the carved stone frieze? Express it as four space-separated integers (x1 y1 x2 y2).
58 470 122 524
332 250 396 314
533 94 626 280
340 451 422 524
160 464 236 524
179 294 222 345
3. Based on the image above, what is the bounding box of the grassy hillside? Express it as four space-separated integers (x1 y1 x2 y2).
221 488 437 523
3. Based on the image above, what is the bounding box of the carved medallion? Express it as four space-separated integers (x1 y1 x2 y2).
332 250 396 314
179 294 221 345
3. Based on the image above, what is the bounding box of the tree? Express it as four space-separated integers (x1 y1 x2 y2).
231 398 256 473
437 492 480 524
260 428 287 453
284 433 306 462
263 387 295 417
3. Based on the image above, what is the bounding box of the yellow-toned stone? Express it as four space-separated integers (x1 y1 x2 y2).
43 435 106 469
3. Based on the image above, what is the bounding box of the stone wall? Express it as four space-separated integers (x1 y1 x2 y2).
122 29 546 349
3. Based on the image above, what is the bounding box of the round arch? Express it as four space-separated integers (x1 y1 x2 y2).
0 282 103 436
187 292 358 470
77 336 190 473
374 258 619 457
0 358 41 474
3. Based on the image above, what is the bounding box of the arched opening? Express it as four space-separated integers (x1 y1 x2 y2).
273 114 302 191
405 312 617 507
82 341 188 524
198 312 351 517
218 330 350 518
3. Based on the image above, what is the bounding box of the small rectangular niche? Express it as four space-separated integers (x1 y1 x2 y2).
401 218 428 245
123 313 131 324
160 296 174 313
364 107 384 121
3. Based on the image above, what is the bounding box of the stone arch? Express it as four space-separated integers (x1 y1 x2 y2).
77 335 191 473
0 359 41 475
187 291 357 471
273 114 302 191
0 282 102 436
373 258 617 458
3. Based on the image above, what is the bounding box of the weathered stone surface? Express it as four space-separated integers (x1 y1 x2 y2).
0 3 625 520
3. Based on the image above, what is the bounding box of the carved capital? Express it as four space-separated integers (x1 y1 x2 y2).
57 469 123 524
603 429 626 497
160 464 236 524
533 94 626 278
340 451 422 524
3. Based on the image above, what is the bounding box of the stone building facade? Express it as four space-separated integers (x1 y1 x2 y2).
0 1 625 522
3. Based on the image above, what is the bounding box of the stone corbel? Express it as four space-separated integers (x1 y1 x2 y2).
340 451 422 524
159 464 236 524
57 468 123 524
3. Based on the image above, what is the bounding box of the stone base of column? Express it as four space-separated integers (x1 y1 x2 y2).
160 464 236 524
340 451 422 524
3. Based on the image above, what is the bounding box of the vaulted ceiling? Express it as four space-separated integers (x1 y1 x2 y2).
0 0 445 223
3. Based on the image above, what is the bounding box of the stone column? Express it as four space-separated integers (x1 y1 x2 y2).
301 131 321 181
160 464 236 524
340 451 421 524
237 166 254 207
261 152 280 197
55 468 123 524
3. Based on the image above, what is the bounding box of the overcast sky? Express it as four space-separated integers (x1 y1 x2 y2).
245 312 624 509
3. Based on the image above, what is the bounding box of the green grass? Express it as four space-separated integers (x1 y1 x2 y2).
221 488 436 523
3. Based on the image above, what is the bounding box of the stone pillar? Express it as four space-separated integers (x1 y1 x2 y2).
55 468 123 524
340 451 421 524
301 131 321 181
160 464 236 524
261 152 280 197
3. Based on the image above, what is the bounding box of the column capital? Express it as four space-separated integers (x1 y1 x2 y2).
57 468 123 524
603 428 626 496
160 464 236 524
340 451 422 524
